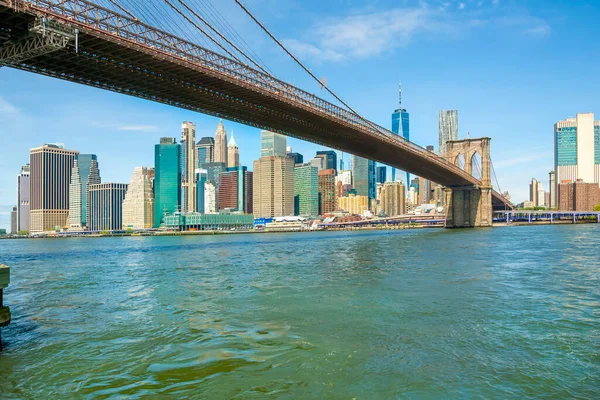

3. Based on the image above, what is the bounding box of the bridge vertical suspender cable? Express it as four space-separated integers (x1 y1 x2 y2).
233 0 390 136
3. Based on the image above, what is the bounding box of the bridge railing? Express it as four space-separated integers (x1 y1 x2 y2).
14 0 490 188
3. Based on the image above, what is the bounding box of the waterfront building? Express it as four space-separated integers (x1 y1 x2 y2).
181 121 197 213
10 206 17 234
227 131 240 168
260 130 286 157
287 152 304 165
549 171 556 209
554 113 600 206
293 163 319 217
154 137 181 227
88 183 128 231
376 166 387 184
16 164 30 232
352 155 376 204
204 181 217 213
196 136 214 166
122 167 155 229
439 110 458 156
318 169 337 215
391 84 410 184
253 156 294 218
218 166 252 213
29 144 79 233
380 181 406 217
337 194 369 215
68 160 83 230
315 150 337 172
558 180 600 211
214 120 228 165
163 212 254 231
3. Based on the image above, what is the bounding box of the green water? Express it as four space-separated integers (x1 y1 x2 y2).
0 226 599 398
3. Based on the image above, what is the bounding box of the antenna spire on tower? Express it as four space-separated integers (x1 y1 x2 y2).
399 82 402 108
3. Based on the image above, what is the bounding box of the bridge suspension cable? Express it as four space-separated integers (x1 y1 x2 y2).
233 0 390 136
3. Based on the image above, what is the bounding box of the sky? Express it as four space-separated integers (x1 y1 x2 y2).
1 0 600 230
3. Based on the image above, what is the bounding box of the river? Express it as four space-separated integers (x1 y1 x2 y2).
0 225 599 398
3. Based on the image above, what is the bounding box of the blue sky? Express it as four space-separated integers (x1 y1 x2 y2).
1 0 600 230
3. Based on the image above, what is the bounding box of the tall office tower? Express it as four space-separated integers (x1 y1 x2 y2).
253 156 294 218
376 166 387 184
214 120 228 165
227 131 240 168
315 150 337 172
16 164 30 232
537 181 545 208
260 130 287 157
154 137 181 227
380 181 406 217
204 181 217 213
196 137 215 166
293 163 319 217
391 84 410 184
318 169 337 215
554 113 600 205
310 157 323 170
244 170 253 214
181 121 197 213
439 110 459 156
195 169 207 213
77 154 101 227
549 171 556 209
10 206 17 234
530 178 539 207
217 166 252 212
418 176 432 205
336 170 353 197
352 155 376 203
287 152 304 165
88 183 128 231
122 167 155 229
29 144 79 233
68 160 83 230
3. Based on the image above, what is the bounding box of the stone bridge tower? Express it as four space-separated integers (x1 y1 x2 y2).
443 138 492 228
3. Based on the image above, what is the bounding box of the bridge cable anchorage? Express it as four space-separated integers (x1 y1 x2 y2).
233 0 390 136
191 0 274 75
162 0 250 65
173 0 271 75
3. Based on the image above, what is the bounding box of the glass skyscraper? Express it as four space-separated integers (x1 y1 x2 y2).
376 166 387 184
154 137 181 227
294 164 319 217
75 154 100 228
438 110 458 156
392 106 410 185
260 131 287 157
315 150 337 172
352 155 376 201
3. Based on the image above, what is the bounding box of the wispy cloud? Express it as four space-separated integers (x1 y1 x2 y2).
91 121 159 132
285 1 550 63
0 96 19 115
494 152 552 168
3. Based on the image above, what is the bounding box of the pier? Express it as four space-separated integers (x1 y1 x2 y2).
0 264 10 346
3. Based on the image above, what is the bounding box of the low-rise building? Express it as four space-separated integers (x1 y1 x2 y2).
337 194 369 215
558 180 600 211
163 212 254 231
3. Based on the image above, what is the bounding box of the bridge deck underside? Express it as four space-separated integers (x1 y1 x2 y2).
0 5 509 209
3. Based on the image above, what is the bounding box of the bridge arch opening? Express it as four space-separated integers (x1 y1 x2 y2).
455 153 466 170
470 151 482 180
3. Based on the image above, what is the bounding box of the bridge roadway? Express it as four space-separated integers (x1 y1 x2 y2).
0 0 511 209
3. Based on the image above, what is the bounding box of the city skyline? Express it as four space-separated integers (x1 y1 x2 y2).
2 0 600 229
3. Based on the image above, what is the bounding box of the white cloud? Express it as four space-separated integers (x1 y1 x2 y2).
117 125 159 132
0 96 19 115
526 24 551 37
459 2 466 10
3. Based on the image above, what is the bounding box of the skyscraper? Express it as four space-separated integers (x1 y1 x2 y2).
88 183 128 231
294 164 319 217
376 166 387 184
29 144 79 233
549 171 556 209
352 155 376 204
391 84 410 184
10 206 17 234
260 130 287 157
253 156 294 218
154 137 181 227
227 131 240 168
214 120 228 165
529 178 540 207
122 167 155 229
77 154 101 227
554 113 600 206
439 110 458 156
181 121 197 213
318 169 337 215
380 181 406 217
68 160 83 230
196 137 215 166
315 150 337 172
287 152 304 165
218 166 252 213
16 164 30 232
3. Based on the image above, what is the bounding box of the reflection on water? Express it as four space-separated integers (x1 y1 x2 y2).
1 225 599 398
